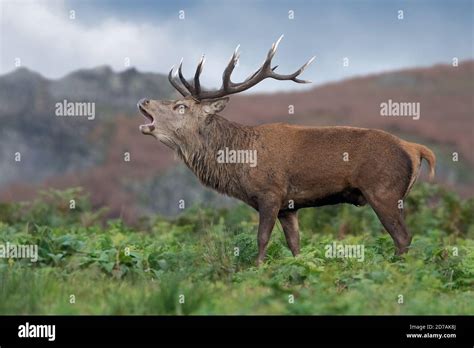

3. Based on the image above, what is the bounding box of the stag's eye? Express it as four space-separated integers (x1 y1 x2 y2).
173 104 188 114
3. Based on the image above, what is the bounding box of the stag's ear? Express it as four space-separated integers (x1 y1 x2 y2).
202 97 229 114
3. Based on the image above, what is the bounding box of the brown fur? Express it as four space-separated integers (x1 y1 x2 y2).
138 97 436 264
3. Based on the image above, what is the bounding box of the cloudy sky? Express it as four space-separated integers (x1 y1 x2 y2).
0 0 472 92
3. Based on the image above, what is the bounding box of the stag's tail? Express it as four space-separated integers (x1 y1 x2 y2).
416 144 436 181
401 141 436 199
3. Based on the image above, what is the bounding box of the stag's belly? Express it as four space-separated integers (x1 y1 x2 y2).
285 187 367 209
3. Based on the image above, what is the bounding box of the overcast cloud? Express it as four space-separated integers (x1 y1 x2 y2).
0 0 472 92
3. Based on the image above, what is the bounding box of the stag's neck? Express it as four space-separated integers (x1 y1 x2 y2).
177 114 256 196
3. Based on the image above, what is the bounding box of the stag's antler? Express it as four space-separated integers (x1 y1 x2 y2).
168 35 315 100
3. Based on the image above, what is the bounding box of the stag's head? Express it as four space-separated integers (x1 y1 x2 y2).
137 35 315 149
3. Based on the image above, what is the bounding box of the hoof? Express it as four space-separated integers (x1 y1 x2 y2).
395 246 410 255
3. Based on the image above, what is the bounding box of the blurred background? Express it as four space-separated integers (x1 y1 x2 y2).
0 0 473 222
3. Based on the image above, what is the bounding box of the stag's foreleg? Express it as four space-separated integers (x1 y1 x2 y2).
256 197 280 266
278 210 300 256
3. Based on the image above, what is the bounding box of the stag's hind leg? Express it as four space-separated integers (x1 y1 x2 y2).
278 210 300 256
363 190 412 255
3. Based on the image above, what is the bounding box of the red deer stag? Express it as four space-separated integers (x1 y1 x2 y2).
138 36 436 265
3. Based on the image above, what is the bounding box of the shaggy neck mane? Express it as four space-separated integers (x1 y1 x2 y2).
176 114 256 196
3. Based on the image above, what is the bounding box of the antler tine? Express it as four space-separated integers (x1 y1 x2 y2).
178 58 194 94
271 34 284 57
222 44 241 91
168 65 191 97
193 55 205 97
270 55 316 83
262 35 281 70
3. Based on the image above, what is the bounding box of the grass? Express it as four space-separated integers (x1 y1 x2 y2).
0 184 472 314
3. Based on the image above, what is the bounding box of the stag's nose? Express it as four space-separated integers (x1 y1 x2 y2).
138 98 149 108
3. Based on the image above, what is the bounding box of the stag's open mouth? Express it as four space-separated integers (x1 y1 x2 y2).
138 103 156 133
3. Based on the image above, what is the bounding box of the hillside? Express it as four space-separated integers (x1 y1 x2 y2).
0 61 472 221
